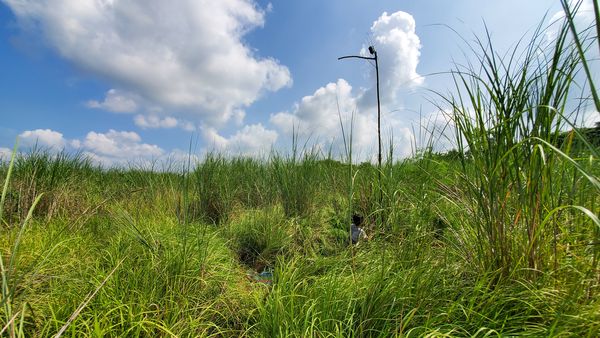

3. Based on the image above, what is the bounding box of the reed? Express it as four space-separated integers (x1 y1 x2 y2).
439 13 599 280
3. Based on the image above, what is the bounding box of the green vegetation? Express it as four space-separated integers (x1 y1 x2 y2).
1 3 599 337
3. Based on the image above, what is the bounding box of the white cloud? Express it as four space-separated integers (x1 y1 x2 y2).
546 0 596 42
70 139 82 149
78 129 172 167
134 115 177 129
12 127 201 168
270 79 414 161
83 129 163 159
133 114 196 131
359 10 423 107
271 79 357 140
0 147 13 160
4 0 291 126
86 89 138 113
201 123 277 157
19 129 67 149
583 110 600 128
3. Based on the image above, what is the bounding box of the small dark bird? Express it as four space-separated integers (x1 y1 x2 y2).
368 46 376 55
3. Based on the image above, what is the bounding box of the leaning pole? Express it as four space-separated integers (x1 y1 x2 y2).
338 45 383 226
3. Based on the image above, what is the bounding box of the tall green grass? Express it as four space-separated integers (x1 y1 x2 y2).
440 13 599 281
1 144 44 338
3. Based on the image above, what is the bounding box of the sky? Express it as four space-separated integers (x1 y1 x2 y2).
0 0 598 166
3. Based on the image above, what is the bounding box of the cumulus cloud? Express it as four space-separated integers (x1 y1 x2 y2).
270 79 414 161
0 147 12 160
19 129 67 149
86 89 138 113
4 0 291 126
271 79 356 140
77 129 206 168
359 10 423 108
82 129 163 160
201 123 277 157
15 127 172 167
12 124 280 167
134 114 196 131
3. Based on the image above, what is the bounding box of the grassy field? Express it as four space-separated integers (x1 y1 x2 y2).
1 3 600 337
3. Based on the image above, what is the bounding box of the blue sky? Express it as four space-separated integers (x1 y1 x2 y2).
0 0 596 166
